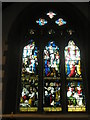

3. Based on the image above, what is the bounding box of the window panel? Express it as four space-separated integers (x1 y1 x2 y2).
65 40 86 112
19 40 39 112
43 41 62 112
44 41 60 77
65 41 81 78
67 81 86 112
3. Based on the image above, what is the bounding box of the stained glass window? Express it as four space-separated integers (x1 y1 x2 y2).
19 40 39 112
43 41 62 112
47 11 56 19
36 18 48 26
65 40 86 112
18 9 87 113
64 40 81 79
67 81 86 112
55 18 66 26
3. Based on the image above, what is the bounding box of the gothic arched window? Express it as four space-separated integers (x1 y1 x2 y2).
18 10 87 113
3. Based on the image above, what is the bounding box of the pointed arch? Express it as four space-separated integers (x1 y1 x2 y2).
43 41 62 112
19 40 39 112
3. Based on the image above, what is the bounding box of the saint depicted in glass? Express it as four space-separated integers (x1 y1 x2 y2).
64 40 81 78
65 40 86 112
19 40 39 112
44 41 60 77
67 81 86 112
43 41 62 112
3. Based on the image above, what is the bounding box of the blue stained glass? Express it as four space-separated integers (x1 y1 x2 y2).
52 43 55 47
36 18 48 26
66 62 71 76
43 41 61 112
44 41 60 77
55 18 66 26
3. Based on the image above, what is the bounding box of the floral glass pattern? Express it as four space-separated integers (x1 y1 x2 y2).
36 18 48 26
55 18 66 26
47 11 56 19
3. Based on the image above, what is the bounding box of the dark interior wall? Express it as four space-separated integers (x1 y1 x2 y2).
2 2 89 120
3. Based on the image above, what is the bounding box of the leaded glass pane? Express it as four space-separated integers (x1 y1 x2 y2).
55 18 66 26
36 18 47 26
19 40 39 112
47 11 56 19
44 41 60 77
43 41 62 112
67 81 86 112
65 40 81 78
65 40 86 112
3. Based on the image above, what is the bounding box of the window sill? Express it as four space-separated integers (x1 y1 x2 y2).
0 113 89 119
